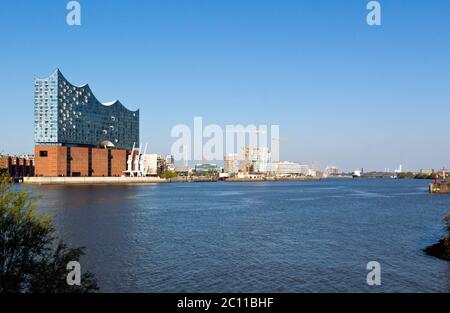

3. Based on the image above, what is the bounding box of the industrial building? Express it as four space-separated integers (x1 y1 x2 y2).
420 169 434 175
33 70 139 177
0 155 35 178
34 146 127 177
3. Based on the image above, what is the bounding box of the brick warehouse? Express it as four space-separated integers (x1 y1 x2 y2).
34 146 127 177
0 155 35 177
33 70 139 177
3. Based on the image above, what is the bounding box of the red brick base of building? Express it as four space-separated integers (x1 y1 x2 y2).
34 146 128 177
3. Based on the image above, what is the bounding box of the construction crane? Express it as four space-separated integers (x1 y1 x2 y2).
227 128 267 175
271 137 287 177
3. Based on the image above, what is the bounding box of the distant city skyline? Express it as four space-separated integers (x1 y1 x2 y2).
0 0 449 171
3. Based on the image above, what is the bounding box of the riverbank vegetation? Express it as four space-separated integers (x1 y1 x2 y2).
424 213 450 261
0 174 98 293
160 171 178 180
397 172 443 179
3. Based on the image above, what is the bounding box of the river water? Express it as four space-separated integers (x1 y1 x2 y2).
30 179 450 292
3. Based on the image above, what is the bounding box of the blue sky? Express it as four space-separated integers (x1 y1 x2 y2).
0 0 449 171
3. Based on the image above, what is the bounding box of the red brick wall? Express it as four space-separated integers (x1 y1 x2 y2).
70 147 89 177
92 148 109 177
34 146 127 177
111 150 127 177
35 146 67 177
0 156 8 170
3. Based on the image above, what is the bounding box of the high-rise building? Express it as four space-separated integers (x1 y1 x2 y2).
165 154 175 172
165 154 175 165
34 69 139 150
224 154 239 174
33 70 140 177
324 166 339 177
249 147 271 173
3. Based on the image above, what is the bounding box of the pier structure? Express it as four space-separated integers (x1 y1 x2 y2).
429 167 449 193
429 182 450 193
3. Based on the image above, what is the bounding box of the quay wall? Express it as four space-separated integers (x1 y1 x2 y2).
23 177 168 185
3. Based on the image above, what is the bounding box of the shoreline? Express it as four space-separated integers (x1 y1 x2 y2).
23 176 169 185
223 177 322 183
424 239 450 262
23 176 325 185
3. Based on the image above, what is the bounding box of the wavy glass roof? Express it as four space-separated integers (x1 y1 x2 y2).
34 69 139 150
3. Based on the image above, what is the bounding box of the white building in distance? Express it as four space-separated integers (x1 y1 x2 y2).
224 154 239 174
269 162 311 176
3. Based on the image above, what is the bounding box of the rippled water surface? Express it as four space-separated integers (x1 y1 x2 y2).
31 179 450 292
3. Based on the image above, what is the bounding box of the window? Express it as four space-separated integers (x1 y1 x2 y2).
40 151 48 157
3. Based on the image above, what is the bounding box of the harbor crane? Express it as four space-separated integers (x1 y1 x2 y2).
227 128 267 174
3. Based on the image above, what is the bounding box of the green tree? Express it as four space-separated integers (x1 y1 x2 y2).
161 171 178 180
0 174 98 293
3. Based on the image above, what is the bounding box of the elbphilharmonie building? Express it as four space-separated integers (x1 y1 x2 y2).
34 69 139 150
33 70 139 177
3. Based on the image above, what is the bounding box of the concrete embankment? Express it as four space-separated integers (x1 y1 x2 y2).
23 177 168 185
224 177 321 183
429 182 450 193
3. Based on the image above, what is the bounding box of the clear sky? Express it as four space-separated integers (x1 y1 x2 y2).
0 0 449 171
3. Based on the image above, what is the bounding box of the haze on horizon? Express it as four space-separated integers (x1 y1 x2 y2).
0 0 449 172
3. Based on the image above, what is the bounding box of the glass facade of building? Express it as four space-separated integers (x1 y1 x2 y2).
194 164 220 175
34 69 139 150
